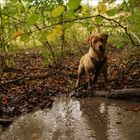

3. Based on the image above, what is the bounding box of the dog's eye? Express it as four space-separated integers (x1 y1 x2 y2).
93 40 97 43
101 38 104 42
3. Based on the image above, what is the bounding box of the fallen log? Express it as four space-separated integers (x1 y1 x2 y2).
70 88 140 101
94 88 140 98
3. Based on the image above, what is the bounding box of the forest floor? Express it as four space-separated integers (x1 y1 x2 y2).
0 46 140 122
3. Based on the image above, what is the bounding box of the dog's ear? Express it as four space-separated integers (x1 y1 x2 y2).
88 35 95 47
101 34 108 44
87 36 92 43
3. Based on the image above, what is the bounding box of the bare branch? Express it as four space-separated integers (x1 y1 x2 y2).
99 15 140 46
33 14 140 47
130 32 140 44
5 13 140 47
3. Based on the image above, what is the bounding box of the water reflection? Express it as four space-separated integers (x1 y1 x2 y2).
1 97 140 140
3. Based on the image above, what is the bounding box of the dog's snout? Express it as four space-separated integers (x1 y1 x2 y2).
99 45 103 49
99 45 104 52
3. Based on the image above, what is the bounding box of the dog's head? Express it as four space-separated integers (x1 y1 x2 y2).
88 33 108 55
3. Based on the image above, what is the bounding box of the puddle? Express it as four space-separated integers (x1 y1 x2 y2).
1 97 140 140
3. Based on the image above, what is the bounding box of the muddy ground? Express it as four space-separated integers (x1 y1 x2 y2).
0 47 140 123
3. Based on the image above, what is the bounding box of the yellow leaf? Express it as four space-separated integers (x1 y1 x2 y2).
55 25 63 30
53 25 63 37
53 29 63 37
12 31 22 40
98 2 107 14
47 25 63 43
47 33 56 42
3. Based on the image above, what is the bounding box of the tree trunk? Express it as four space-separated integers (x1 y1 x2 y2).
70 88 140 101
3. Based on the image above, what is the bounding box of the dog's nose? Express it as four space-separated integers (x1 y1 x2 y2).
99 45 104 52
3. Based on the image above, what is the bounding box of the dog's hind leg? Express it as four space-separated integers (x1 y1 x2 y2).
102 65 107 83
102 64 108 89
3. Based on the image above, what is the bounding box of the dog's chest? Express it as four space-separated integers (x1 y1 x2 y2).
90 56 107 74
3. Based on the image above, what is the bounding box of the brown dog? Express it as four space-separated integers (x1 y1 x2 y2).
76 33 108 89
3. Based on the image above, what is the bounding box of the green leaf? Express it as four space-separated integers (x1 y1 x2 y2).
128 11 140 31
52 5 65 17
66 10 75 19
83 11 91 17
107 8 117 16
20 33 30 42
3 6 16 16
67 0 81 10
87 26 94 32
81 5 88 13
27 14 39 25
40 31 48 42
95 16 103 24
131 24 140 32
128 11 140 22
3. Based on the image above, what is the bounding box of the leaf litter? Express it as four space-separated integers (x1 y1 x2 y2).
0 47 140 122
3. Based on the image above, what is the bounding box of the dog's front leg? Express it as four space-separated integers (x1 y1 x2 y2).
85 69 92 89
75 77 80 88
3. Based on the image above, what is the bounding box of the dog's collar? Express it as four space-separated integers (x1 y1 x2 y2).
90 56 107 74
